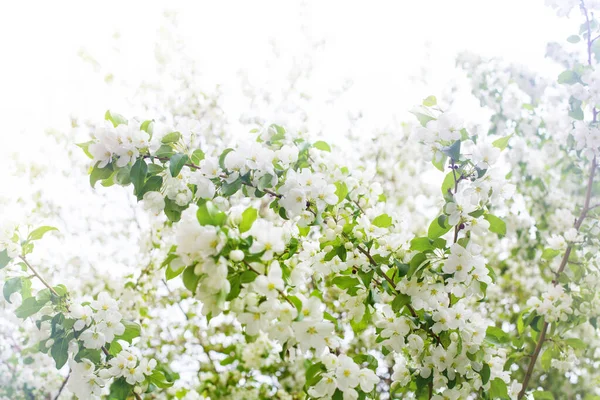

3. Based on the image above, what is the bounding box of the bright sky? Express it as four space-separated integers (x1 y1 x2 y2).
0 0 572 148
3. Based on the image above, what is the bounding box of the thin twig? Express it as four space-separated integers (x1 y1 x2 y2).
162 279 190 321
19 256 60 297
53 370 70 400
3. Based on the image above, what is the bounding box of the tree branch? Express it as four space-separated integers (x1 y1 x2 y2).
53 370 70 400
517 158 596 399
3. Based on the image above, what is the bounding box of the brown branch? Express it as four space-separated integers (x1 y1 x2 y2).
518 158 596 399
19 256 60 298
53 370 70 400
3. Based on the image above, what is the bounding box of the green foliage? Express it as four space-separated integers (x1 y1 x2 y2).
130 158 148 196
161 132 181 144
28 226 58 241
169 153 189 177
422 95 437 107
428 216 452 239
372 214 392 228
485 326 510 345
108 377 133 400
557 70 579 85
334 182 349 204
196 201 226 226
492 134 512 150
0 250 10 269
239 207 258 233
90 163 114 188
105 110 127 127
484 214 506 236
313 141 331 152
50 337 69 369
182 266 200 293
114 320 142 344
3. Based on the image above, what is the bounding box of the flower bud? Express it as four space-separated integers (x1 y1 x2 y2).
230 250 245 262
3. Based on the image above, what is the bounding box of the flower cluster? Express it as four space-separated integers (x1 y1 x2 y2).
527 285 574 323
89 120 150 168
71 292 126 349
308 353 379 400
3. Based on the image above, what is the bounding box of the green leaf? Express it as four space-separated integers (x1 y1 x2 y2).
115 166 132 185
313 141 331 152
567 35 580 43
432 153 448 172
0 249 11 269
257 174 274 191
155 144 175 158
114 321 141 344
331 276 360 290
15 297 43 319
422 95 437 107
441 171 455 195
221 178 242 197
169 153 189 177
140 120 154 135
148 370 174 389
334 182 349 204
485 326 510 345
164 198 184 222
109 340 123 357
130 158 148 196
410 237 434 252
50 337 69 369
428 216 452 239
410 111 436 127
196 202 226 226
372 214 392 228
391 293 411 312
541 248 561 260
139 176 163 200
558 70 578 85
533 391 555 400
484 214 506 236
569 96 584 121
182 266 200 293
492 135 512 150
105 110 127 127
3 277 22 303
108 377 132 400
489 378 509 399
161 132 181 144
191 149 205 165
165 264 185 281
305 362 326 388
442 140 461 161
90 163 114 188
239 207 258 233
479 363 491 385
76 141 95 159
28 226 58 241
565 338 586 350
219 148 235 171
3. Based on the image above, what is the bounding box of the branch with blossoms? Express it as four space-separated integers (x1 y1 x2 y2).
0 225 174 399
73 98 525 400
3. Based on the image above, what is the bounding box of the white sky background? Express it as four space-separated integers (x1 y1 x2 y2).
0 0 573 150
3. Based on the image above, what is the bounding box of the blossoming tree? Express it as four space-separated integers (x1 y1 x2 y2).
2 1 600 399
